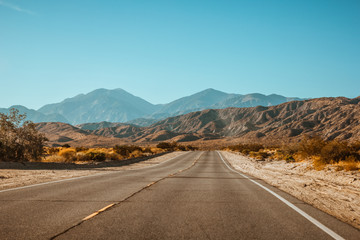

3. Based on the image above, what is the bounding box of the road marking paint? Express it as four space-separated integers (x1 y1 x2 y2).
147 182 156 187
80 152 203 222
0 152 193 194
82 203 115 221
217 151 345 240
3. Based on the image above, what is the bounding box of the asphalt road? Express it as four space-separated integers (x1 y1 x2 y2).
0 151 359 239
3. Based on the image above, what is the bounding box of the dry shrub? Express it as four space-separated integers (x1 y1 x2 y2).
185 145 198 151
113 145 142 157
75 152 88 161
249 150 269 160
47 147 60 155
58 148 76 162
156 142 178 151
337 156 360 171
75 147 89 152
105 152 123 161
130 150 144 158
226 143 264 154
150 147 166 154
312 156 326 170
320 140 351 164
85 151 106 161
299 135 325 158
43 155 66 163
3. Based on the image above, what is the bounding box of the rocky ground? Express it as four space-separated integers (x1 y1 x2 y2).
221 151 360 230
0 152 186 191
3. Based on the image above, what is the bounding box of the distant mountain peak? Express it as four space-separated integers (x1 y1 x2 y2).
4 88 305 125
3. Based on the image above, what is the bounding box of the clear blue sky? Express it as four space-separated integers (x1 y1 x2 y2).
1 0 359 109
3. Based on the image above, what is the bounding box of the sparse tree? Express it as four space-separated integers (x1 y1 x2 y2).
0 108 47 162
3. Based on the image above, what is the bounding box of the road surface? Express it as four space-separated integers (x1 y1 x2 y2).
0 151 359 239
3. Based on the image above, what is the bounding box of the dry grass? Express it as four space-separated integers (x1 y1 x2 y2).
224 136 360 171
39 143 197 164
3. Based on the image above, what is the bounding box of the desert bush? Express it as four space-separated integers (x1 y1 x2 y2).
58 148 76 162
85 151 106 161
143 147 153 153
113 145 142 157
75 152 88 161
0 108 47 162
185 145 198 151
284 154 295 162
299 135 326 158
177 145 187 151
43 155 66 163
156 142 178 151
333 156 359 171
340 157 360 171
130 150 144 158
312 156 327 170
227 143 264 153
105 152 123 161
320 140 350 164
75 146 89 152
150 147 166 154
47 147 60 155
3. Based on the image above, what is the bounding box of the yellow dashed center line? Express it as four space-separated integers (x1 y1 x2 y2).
82 203 115 221
81 152 203 223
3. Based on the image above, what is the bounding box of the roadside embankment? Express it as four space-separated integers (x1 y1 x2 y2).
0 151 187 191
221 151 360 230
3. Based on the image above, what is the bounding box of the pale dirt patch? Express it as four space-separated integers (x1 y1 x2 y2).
221 151 360 230
0 152 187 191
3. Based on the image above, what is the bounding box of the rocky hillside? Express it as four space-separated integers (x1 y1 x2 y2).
143 96 360 143
36 96 360 146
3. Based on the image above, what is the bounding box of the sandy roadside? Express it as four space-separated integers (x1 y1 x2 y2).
0 151 187 191
221 151 360 230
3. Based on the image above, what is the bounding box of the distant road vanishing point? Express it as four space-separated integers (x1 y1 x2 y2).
0 151 359 239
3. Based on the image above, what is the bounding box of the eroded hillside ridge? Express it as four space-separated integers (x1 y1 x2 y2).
36 96 360 146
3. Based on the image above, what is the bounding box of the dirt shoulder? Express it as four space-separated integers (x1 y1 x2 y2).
0 151 187 191
221 151 360 230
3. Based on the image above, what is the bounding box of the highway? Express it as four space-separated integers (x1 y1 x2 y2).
0 151 359 239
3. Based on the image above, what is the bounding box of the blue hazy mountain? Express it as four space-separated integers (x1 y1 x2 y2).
38 88 161 125
0 105 69 123
2 88 301 125
151 88 301 119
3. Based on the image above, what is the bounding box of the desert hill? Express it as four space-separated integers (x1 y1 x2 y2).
36 96 360 146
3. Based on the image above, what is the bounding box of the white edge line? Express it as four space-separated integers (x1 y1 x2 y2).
216 151 345 240
0 152 192 194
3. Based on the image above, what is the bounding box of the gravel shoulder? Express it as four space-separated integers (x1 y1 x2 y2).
0 152 187 191
221 151 360 230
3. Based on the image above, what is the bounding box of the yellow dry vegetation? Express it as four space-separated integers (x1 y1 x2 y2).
40 142 194 164
225 136 360 172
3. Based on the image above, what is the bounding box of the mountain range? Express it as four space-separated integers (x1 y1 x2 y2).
1 88 301 125
35 96 360 147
